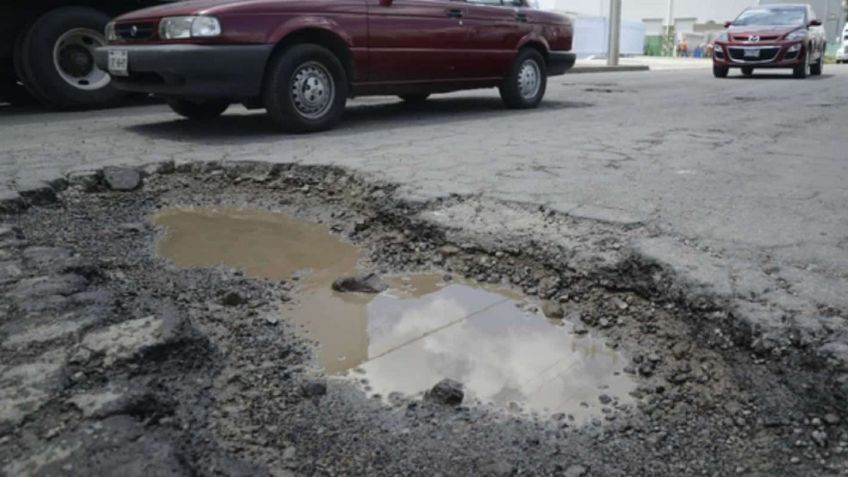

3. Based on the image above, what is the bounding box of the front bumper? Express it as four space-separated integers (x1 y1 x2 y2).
94 44 273 99
712 41 805 68
548 51 576 76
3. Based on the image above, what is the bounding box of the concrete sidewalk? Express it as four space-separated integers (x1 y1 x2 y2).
574 55 713 73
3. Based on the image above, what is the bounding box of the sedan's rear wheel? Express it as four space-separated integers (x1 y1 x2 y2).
264 44 348 133
167 98 230 120
713 64 729 78
500 49 547 109
793 51 810 79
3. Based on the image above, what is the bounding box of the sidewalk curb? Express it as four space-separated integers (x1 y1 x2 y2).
570 65 650 74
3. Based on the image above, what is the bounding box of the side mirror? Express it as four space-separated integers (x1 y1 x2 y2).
379 0 393 5
724 21 732 28
809 19 822 26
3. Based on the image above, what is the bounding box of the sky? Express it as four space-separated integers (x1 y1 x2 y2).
537 0 760 23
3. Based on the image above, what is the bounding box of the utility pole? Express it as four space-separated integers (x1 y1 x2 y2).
665 0 674 57
607 0 622 66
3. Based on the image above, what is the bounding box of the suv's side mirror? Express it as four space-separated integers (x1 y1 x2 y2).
809 19 822 27
723 21 732 28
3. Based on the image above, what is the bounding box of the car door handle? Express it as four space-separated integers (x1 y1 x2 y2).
447 9 463 19
516 13 528 22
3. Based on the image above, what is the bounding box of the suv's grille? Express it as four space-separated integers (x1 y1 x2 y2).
728 46 780 62
115 21 156 40
731 35 780 42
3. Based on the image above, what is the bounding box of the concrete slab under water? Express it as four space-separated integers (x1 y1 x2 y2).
155 208 637 419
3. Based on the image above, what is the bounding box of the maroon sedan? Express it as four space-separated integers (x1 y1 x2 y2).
93 0 575 132
713 4 826 79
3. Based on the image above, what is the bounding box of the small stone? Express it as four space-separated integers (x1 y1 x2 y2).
439 245 461 257
812 430 828 448
265 316 279 326
542 301 565 319
302 381 327 398
426 379 464 406
283 446 297 460
564 464 588 477
332 272 387 294
573 324 589 335
221 291 247 307
824 413 841 425
103 166 142 191
790 457 800 464
598 394 613 405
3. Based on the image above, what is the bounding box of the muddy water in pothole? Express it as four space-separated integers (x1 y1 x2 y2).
155 208 636 419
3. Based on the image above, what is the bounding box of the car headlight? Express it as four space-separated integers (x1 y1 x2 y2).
787 43 801 53
105 22 117 41
785 29 808 41
159 16 221 39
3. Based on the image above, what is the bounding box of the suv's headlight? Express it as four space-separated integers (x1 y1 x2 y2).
159 16 221 39
786 29 808 41
105 22 117 41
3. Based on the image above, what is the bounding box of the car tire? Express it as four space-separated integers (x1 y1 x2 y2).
810 51 823 76
741 66 754 76
264 44 348 133
500 49 547 109
167 98 230 120
399 94 430 104
793 50 809 79
17 7 123 110
713 64 729 78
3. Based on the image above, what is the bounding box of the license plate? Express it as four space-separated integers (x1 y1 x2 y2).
108 50 129 77
744 48 760 58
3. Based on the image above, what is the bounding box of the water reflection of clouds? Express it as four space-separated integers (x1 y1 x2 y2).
362 285 636 418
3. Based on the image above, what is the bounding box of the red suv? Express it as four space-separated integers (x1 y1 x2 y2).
713 4 826 79
93 0 574 132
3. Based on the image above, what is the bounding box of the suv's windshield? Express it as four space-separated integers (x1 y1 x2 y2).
733 7 806 26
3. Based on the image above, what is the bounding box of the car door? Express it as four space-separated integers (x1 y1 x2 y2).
462 0 524 79
366 0 470 82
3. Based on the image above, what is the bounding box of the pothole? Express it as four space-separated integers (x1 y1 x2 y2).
155 207 637 420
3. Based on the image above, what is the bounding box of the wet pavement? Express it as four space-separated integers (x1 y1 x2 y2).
155 207 635 418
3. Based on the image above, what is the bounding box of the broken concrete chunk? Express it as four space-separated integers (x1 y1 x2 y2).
426 378 464 406
332 272 388 294
0 350 66 430
77 314 181 368
0 190 25 213
9 274 88 300
817 341 848 371
16 181 58 206
103 166 142 192
542 301 565 319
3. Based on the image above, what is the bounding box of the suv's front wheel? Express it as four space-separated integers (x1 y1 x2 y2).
500 49 547 109
264 44 348 133
713 64 729 78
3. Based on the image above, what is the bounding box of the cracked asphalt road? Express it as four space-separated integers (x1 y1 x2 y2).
2 67 847 304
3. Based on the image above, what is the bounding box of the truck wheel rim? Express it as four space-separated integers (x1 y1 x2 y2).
517 59 541 100
290 62 335 119
53 28 110 91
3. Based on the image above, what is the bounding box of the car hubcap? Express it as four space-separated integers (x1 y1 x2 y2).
53 28 110 91
517 59 541 100
290 62 335 119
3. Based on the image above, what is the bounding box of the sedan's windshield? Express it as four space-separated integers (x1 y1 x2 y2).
733 7 805 26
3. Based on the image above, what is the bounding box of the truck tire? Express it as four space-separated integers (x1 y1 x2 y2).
167 98 230 120
0 77 37 106
264 44 348 133
500 49 547 109
17 7 123 110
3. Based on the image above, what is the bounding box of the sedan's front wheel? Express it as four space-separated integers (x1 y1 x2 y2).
810 51 823 76
500 49 547 109
264 44 348 133
793 51 810 79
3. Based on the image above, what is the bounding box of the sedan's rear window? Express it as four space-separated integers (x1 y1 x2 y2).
733 8 805 26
